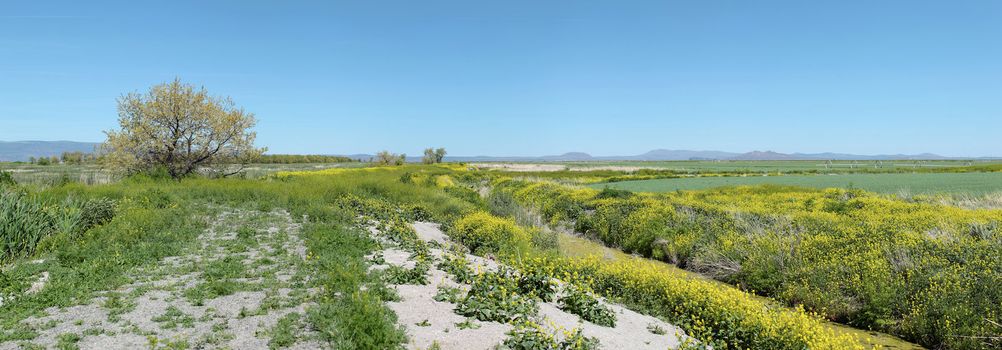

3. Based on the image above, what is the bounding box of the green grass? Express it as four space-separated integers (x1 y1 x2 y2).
590 172 1002 194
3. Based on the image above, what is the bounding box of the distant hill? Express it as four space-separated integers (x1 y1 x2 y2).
730 151 954 161
540 152 593 161
0 141 100 162
272 149 988 163
789 152 952 161
629 149 740 161
442 150 964 162
730 151 803 161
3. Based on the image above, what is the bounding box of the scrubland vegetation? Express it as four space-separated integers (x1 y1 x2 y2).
2 162 998 349
491 178 1001 349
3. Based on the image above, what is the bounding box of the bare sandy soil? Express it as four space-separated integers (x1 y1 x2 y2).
369 221 689 350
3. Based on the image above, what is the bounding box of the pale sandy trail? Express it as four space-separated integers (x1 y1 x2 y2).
370 221 689 350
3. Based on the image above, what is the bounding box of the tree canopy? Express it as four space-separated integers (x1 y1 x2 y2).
375 151 406 166
422 147 447 164
102 79 264 179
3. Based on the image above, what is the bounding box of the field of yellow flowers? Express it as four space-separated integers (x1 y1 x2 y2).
490 177 1001 349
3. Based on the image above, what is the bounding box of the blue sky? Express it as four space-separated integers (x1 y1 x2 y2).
1 1 1000 157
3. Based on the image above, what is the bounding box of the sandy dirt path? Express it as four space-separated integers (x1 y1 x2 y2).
370 221 689 350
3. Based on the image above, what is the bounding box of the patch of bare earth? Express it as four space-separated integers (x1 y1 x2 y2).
0 208 321 350
369 221 690 350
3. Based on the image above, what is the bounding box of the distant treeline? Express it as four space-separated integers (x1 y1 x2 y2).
24 151 98 165
252 154 357 164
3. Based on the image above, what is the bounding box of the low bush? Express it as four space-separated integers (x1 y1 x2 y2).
508 267 558 302
0 171 14 187
78 198 117 231
449 211 530 255
527 227 558 251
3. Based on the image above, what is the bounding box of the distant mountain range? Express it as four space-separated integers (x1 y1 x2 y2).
0 141 100 162
346 149 996 162
2 141 995 163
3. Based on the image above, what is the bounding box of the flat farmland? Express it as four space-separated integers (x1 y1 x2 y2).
590 171 1002 194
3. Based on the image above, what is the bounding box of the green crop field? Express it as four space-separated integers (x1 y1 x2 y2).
589 172 1002 194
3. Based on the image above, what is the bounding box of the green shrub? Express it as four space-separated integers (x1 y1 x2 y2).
137 188 175 209
444 186 483 206
595 187 632 199
450 212 530 255
77 198 116 232
0 171 14 187
487 190 519 218
528 227 559 251
505 267 557 303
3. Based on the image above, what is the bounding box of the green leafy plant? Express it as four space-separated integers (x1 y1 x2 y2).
557 285 616 327
456 271 537 323
382 260 430 285
433 285 464 303
454 318 480 330
509 268 557 303
436 252 474 284
500 321 598 350
647 323 667 335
